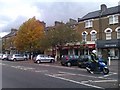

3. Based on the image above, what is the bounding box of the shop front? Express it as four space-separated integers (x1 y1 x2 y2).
61 44 95 56
96 39 120 60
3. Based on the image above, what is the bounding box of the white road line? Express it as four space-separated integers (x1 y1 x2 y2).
103 72 117 77
98 72 117 78
35 70 48 73
45 74 105 89
81 79 117 83
0 63 6 66
58 71 110 79
89 79 118 83
11 65 35 71
38 64 86 71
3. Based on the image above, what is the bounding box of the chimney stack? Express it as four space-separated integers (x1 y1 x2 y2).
101 4 107 12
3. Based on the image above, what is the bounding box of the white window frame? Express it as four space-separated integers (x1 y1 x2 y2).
104 28 112 40
90 30 97 41
85 19 93 28
115 27 120 39
109 14 119 24
82 31 88 42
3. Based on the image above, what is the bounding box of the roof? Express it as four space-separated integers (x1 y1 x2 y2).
78 5 120 22
2 29 17 38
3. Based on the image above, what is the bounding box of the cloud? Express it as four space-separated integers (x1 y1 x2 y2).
0 0 119 37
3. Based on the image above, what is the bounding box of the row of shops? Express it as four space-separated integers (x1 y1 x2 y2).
96 39 120 60
52 39 120 60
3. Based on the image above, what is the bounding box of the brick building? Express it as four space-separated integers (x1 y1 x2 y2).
77 4 120 60
2 29 18 54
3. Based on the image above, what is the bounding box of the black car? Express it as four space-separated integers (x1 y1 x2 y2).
61 55 79 67
77 55 91 68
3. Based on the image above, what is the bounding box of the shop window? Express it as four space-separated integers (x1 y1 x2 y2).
69 49 73 55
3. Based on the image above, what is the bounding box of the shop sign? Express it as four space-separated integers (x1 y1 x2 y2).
104 44 117 47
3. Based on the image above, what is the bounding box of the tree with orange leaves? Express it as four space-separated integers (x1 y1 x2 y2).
14 17 45 57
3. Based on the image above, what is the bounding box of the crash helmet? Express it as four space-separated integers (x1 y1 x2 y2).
92 50 97 54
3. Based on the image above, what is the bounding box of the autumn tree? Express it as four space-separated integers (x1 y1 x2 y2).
14 17 45 57
41 24 81 59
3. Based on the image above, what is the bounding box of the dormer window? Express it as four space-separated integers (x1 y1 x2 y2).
109 14 119 24
104 28 112 40
85 19 93 28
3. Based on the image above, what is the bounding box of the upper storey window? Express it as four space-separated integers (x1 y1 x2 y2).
109 14 119 24
90 30 97 41
82 31 88 42
115 27 120 39
104 28 112 40
85 19 93 28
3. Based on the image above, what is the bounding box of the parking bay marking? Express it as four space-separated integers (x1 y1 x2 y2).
45 74 105 89
35 70 48 73
81 79 117 83
58 71 116 80
11 65 35 71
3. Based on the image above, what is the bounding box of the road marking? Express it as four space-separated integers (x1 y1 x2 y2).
57 71 113 79
11 65 35 71
81 79 117 83
0 63 6 66
35 70 48 73
38 64 86 71
98 72 117 78
45 74 105 89
103 72 117 77
89 79 118 83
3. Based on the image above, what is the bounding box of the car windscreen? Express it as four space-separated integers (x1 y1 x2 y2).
15 55 24 57
69 55 79 59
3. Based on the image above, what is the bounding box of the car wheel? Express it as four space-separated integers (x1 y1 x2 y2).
13 58 16 61
78 64 81 68
50 59 54 63
24 58 27 61
36 60 41 64
61 62 64 66
67 62 71 67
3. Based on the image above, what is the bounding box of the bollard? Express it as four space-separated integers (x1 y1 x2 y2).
108 57 111 66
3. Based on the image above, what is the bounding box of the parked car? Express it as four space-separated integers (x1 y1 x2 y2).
2 54 9 60
61 55 79 67
8 54 28 61
77 55 91 68
0 54 3 60
34 54 55 64
0 54 9 60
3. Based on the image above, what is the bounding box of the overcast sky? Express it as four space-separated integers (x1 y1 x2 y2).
0 0 119 37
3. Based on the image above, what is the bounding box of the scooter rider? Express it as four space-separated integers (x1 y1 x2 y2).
90 50 98 71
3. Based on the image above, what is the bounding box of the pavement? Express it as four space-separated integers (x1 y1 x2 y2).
107 60 119 72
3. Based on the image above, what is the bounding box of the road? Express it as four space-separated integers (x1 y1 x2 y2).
1 60 119 89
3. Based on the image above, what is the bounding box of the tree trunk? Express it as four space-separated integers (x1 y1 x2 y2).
55 46 57 62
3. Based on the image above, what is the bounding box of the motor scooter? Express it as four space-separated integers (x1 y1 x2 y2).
86 58 109 75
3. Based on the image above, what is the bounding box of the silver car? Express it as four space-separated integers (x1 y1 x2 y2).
35 54 55 64
8 54 27 61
